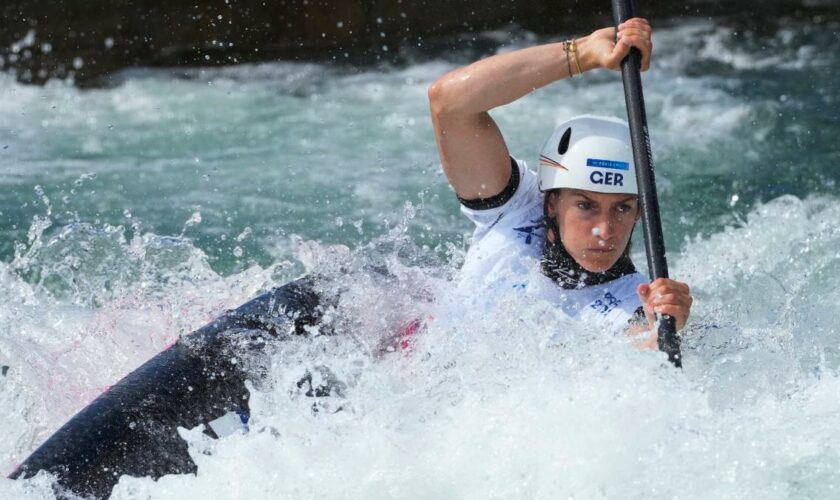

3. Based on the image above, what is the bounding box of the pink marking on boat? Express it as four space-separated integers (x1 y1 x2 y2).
397 315 435 352
6 462 22 478
399 319 421 351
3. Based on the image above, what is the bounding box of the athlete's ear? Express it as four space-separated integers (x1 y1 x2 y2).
543 191 561 243
543 191 555 216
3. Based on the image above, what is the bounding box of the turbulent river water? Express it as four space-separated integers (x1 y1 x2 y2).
1 15 839 499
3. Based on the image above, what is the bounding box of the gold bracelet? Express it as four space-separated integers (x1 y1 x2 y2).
562 41 574 77
569 38 583 75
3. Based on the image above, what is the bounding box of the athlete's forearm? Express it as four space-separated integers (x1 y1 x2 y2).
428 36 599 116
426 20 652 200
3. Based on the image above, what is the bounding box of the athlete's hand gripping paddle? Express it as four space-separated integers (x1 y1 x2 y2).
611 0 682 367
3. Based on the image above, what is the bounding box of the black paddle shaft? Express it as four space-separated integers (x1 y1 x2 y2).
611 0 681 367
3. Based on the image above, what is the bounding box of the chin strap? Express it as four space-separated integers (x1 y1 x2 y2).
540 194 637 290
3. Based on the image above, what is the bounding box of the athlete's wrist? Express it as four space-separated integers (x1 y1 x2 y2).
574 35 598 73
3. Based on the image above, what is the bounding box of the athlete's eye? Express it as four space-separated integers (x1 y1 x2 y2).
615 203 632 213
577 201 594 211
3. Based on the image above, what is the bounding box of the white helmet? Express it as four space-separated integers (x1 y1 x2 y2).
538 115 638 195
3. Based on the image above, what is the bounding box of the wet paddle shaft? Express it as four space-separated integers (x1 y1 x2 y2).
611 0 682 367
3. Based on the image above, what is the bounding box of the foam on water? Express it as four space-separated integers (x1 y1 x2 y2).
0 216 303 474
107 196 838 499
2 194 840 499
1 16 840 499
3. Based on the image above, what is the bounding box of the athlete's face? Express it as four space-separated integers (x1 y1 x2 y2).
547 189 640 273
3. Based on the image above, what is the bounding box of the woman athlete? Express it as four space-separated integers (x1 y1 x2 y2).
427 17 692 348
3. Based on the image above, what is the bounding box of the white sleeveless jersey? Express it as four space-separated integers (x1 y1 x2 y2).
455 158 648 333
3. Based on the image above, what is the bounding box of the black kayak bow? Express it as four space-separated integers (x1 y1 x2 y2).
611 0 682 367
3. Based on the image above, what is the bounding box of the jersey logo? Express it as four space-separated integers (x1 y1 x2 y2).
513 218 545 245
590 291 622 315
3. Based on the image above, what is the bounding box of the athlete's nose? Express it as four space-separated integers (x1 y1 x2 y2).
593 216 615 242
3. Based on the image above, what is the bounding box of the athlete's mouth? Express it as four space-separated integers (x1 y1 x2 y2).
585 247 614 254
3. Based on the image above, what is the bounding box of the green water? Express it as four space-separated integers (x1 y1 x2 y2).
2 16 840 499
2 18 837 279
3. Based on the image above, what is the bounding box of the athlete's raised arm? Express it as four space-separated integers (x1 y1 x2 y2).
427 18 653 202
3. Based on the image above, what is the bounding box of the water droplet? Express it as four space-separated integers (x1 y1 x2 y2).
233 246 243 258
184 212 202 226
235 227 252 242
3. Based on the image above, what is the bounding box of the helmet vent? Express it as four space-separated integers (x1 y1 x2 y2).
558 128 571 155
